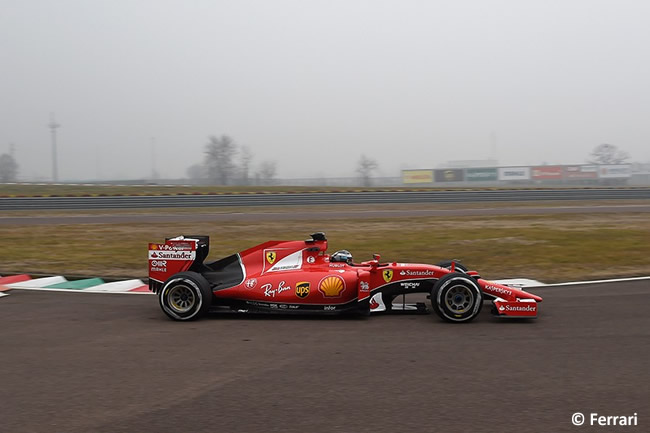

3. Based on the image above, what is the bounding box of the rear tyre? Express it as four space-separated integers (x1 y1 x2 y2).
431 273 483 323
159 272 212 321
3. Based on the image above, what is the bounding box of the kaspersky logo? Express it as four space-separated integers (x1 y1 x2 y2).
382 269 393 283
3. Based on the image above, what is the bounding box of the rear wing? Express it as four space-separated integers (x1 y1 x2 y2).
148 235 209 293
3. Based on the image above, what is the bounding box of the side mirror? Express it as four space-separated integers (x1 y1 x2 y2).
373 253 381 261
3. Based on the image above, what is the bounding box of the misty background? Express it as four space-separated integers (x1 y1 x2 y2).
1 0 649 182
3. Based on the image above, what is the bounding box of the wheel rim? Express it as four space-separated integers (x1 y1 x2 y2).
167 285 196 313
445 284 474 313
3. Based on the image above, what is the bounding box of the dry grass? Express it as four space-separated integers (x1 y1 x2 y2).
1 208 649 283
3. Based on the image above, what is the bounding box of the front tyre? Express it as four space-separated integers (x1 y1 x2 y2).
159 272 212 321
431 273 483 323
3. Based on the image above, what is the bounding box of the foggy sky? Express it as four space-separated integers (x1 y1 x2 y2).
2 0 649 181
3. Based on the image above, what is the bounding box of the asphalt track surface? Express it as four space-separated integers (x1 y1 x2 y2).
2 280 648 433
2 204 650 226
2 188 650 210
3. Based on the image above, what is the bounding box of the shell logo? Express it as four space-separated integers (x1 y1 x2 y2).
318 275 346 298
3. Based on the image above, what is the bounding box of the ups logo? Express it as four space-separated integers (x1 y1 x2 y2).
295 281 310 298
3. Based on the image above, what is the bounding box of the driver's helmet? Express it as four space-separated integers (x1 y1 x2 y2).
330 250 353 264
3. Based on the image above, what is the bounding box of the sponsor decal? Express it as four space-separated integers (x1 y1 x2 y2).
263 281 291 298
498 167 530 180
360 281 370 292
400 281 420 290
485 285 513 297
466 167 498 182
382 269 393 283
329 263 344 268
245 278 257 289
434 169 464 183
267 250 303 272
149 259 168 273
307 256 315 264
295 281 310 298
318 275 346 297
324 305 336 311
503 304 536 312
266 251 277 265
148 250 195 260
399 270 434 277
532 166 563 180
150 242 194 251
599 164 631 178
565 165 598 179
246 300 266 307
402 169 433 184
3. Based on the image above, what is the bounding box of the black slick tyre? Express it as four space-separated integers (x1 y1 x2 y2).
431 273 483 323
159 271 212 321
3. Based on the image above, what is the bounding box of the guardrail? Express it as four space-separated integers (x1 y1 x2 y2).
1 188 649 210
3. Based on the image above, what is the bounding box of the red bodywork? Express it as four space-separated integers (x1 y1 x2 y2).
149 234 542 318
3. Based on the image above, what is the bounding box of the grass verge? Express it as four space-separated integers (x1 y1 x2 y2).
1 207 648 283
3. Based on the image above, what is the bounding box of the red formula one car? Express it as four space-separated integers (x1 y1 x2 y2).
148 233 542 322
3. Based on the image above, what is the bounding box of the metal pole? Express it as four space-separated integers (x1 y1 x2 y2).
151 137 156 180
48 113 61 182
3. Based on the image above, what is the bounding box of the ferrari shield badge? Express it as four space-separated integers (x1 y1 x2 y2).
382 269 393 283
266 251 276 265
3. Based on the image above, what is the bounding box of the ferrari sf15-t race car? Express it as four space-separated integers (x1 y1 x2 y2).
148 233 542 322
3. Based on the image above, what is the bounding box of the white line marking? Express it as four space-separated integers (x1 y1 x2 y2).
10 287 152 295
87 279 144 292
540 276 650 287
7 276 67 288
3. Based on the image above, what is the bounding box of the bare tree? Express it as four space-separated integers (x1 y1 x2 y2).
239 146 253 185
588 144 630 164
186 163 207 184
257 160 277 185
0 153 18 182
204 135 238 185
356 154 378 187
